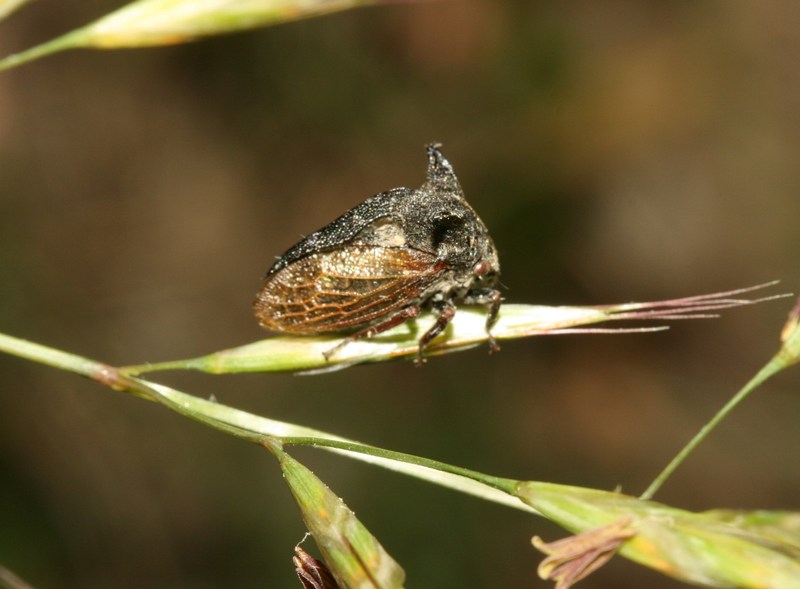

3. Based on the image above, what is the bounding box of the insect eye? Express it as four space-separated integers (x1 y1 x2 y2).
473 260 492 276
431 214 465 248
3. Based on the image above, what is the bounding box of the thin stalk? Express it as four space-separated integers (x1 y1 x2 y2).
0 30 86 72
0 332 98 376
0 331 155 402
640 361 783 500
280 435 519 496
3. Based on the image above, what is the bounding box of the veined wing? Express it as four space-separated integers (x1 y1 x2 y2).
254 245 448 334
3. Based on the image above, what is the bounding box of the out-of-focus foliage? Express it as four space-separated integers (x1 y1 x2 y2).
0 0 388 70
0 0 31 21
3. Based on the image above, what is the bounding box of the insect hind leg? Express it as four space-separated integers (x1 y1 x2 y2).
322 305 421 361
414 299 456 365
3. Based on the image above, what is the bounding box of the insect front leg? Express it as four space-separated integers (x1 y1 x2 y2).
415 299 456 365
322 305 421 361
464 288 502 352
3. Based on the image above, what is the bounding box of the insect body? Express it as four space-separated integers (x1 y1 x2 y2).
254 144 501 364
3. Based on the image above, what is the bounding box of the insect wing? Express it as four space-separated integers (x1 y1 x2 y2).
254 245 447 334
293 546 340 589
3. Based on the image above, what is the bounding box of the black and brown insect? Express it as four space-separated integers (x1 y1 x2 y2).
254 144 501 364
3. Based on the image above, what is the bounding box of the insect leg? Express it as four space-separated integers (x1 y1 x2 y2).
322 305 421 361
464 288 502 352
415 300 456 365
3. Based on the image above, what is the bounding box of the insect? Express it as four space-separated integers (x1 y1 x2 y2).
293 546 339 589
253 143 502 365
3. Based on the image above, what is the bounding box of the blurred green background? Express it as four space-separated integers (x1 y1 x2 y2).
1 1 798 588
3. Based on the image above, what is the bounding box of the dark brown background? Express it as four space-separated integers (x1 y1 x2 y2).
1 1 798 588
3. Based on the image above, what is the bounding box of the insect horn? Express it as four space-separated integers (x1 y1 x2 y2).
423 143 463 196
